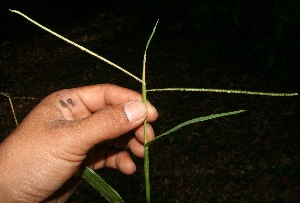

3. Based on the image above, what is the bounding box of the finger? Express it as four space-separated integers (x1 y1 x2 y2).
134 123 155 144
86 123 155 158
89 150 136 175
111 151 136 175
91 123 155 155
128 137 144 158
49 84 158 121
127 124 155 157
77 84 142 111
67 100 148 151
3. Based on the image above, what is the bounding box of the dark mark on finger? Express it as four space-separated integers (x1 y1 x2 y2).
67 98 75 107
59 100 67 108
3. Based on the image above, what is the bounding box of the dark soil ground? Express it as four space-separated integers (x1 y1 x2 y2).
1 10 299 202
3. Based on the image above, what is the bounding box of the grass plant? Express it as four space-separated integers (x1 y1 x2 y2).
6 9 298 203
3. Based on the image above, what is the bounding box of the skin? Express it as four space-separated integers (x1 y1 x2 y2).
0 84 158 203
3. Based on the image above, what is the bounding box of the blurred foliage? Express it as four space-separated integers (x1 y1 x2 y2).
137 0 300 69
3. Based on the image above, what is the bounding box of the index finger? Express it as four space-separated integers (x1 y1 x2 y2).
54 84 157 122
75 84 143 112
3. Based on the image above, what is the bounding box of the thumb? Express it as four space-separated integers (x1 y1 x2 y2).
71 100 147 150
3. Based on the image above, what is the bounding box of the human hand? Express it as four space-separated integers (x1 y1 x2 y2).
0 84 158 202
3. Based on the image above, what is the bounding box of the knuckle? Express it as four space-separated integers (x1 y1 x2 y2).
101 106 126 131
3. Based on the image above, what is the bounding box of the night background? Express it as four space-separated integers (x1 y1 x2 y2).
1 0 299 202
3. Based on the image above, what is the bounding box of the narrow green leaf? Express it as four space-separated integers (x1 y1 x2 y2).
144 19 159 56
143 19 159 82
145 110 245 147
82 167 125 203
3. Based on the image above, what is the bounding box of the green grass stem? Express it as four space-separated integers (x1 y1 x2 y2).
142 20 159 203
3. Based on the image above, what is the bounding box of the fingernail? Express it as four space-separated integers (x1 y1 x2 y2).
124 101 146 123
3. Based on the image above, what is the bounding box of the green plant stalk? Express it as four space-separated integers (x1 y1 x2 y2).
142 82 150 202
143 20 159 203
143 35 151 203
142 30 150 203
144 140 151 202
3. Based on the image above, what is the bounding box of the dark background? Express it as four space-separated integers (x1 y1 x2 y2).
1 0 299 202
1 0 300 71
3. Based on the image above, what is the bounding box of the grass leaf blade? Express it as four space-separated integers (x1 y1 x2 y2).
143 19 159 81
145 110 245 147
82 167 125 203
144 19 159 58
